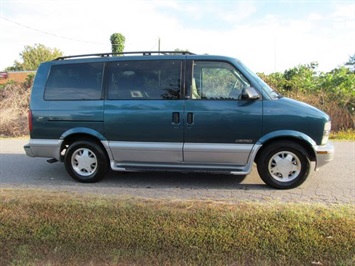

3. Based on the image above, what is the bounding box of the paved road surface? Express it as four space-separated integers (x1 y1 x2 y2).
0 139 354 204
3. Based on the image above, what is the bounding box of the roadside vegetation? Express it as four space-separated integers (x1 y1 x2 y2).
330 129 355 141
0 81 30 137
0 48 354 137
1 78 354 138
258 60 355 132
1 189 354 265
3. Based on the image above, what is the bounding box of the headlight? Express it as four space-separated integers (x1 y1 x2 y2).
321 121 331 145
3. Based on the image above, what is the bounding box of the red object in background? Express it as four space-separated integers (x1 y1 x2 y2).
0 72 8 79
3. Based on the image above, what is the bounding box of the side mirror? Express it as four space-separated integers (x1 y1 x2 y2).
241 87 260 100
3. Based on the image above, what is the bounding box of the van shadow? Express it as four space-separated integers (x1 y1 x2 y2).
103 170 269 191
0 153 270 191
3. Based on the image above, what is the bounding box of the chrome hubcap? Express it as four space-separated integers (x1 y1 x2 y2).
268 151 301 182
71 148 97 176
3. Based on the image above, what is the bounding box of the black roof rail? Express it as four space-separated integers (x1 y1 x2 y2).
54 51 195 60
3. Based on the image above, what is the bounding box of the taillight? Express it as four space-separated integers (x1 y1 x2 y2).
28 110 33 132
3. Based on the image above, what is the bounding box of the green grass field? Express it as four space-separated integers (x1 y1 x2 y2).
1 189 354 265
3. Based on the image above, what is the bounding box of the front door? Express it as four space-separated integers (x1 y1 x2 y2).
184 60 263 165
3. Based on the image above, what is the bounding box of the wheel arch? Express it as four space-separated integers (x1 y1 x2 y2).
254 131 316 164
58 128 109 162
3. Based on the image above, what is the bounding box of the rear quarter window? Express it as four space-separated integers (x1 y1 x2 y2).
44 63 104 100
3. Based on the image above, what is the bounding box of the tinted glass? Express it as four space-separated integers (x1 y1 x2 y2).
107 60 181 100
44 63 104 100
192 61 250 100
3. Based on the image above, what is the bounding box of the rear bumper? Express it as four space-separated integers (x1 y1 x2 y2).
314 141 334 169
24 144 34 157
24 139 63 160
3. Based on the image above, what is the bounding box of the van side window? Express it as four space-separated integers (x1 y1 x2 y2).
107 60 181 100
192 61 250 100
44 63 104 100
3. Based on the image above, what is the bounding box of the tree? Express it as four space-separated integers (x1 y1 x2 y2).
319 66 355 109
7 44 63 71
5 61 23 71
110 33 125 54
345 54 355 73
257 72 285 92
282 62 319 92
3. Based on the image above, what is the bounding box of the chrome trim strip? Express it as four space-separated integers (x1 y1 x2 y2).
110 161 247 173
108 142 261 175
24 139 263 176
101 140 114 161
108 141 183 163
184 143 254 164
230 144 261 175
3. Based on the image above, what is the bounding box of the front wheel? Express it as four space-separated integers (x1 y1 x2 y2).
256 141 311 189
64 140 109 183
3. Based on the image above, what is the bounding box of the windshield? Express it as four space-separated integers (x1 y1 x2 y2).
239 62 280 99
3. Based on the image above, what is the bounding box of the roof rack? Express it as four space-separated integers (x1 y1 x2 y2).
54 51 195 60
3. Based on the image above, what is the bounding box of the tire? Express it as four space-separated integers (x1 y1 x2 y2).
256 141 310 189
64 140 109 183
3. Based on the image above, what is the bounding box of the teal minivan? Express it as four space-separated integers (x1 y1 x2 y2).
24 51 334 189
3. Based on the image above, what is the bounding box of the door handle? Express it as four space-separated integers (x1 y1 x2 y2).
172 112 180 125
187 112 194 125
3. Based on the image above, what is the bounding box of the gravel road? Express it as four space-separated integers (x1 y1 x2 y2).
0 139 354 204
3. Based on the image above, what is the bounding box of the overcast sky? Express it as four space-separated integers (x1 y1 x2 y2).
0 0 354 73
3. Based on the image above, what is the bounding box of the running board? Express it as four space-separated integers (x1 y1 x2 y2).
110 161 253 175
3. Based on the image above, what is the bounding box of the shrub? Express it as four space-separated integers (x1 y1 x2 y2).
0 83 30 137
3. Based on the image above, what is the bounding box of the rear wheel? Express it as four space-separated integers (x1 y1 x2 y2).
64 140 108 183
257 141 310 189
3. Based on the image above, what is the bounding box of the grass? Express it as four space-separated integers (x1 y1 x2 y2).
0 189 354 265
330 129 355 141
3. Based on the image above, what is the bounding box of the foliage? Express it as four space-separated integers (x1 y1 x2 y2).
1 189 354 265
110 33 125 54
283 62 319 92
6 44 63 71
330 129 355 141
345 54 355 73
0 83 30 137
24 73 35 89
319 66 355 110
5 61 24 71
258 54 355 131
173 48 190 53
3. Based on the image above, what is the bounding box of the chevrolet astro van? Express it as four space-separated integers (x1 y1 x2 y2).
24 51 334 189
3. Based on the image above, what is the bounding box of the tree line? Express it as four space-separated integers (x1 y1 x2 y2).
257 58 354 131
258 59 354 112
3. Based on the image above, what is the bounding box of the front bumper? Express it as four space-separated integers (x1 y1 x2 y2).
314 141 334 170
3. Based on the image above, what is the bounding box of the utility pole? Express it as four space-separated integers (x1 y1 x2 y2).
158 38 161 53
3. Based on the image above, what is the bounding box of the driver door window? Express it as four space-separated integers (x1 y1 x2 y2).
192 61 250 100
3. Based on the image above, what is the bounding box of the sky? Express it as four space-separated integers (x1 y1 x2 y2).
0 0 354 73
